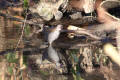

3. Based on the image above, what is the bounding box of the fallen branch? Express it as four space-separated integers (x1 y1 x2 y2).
0 12 97 26
15 13 27 50
66 25 102 40
0 12 44 26
47 16 97 26
0 39 116 54
104 43 120 67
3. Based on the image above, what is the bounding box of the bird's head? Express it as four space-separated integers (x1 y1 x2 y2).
55 25 63 31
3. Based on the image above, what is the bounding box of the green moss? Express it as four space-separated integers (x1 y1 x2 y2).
24 25 30 36
23 0 28 9
39 70 49 76
7 66 13 75
5 52 18 63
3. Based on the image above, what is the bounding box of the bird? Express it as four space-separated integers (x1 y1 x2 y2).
47 25 63 45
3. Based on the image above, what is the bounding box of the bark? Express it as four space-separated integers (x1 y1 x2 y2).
0 16 6 51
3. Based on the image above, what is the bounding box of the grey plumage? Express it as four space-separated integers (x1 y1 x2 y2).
48 25 62 45
47 45 60 67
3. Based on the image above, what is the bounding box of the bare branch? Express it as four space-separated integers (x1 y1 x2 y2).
0 12 44 26
48 16 96 26
15 13 28 50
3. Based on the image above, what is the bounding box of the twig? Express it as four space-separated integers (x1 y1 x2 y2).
0 12 44 26
15 13 27 50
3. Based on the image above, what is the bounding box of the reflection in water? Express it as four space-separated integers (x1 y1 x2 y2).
42 45 61 67
47 45 60 67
